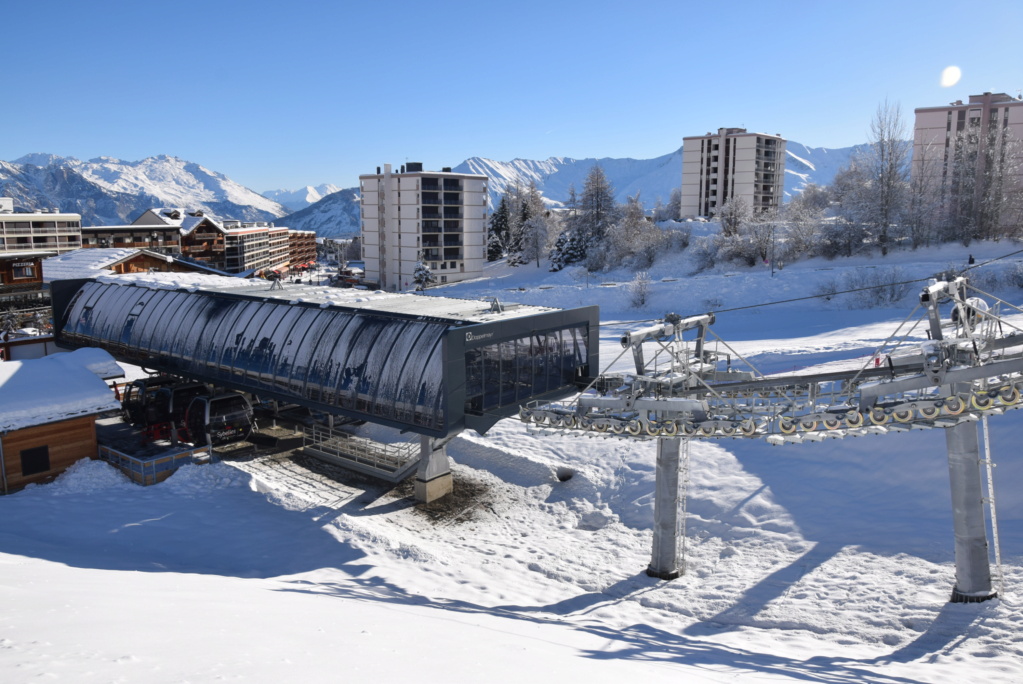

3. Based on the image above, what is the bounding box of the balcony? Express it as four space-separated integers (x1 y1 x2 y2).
443 179 462 191
422 192 441 205
442 208 462 219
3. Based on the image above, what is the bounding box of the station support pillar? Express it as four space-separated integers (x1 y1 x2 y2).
945 420 997 603
415 435 453 504
647 436 683 580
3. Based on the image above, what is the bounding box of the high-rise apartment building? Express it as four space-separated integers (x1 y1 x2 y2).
913 92 1023 231
680 128 786 218
360 163 488 290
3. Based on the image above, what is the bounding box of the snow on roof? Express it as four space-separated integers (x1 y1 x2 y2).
90 273 561 324
178 214 221 235
42 248 141 283
94 271 264 291
55 347 125 380
0 350 120 432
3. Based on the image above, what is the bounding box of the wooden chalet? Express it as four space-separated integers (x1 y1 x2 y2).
0 349 121 493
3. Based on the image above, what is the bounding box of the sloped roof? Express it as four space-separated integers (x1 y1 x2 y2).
42 248 141 282
0 349 120 432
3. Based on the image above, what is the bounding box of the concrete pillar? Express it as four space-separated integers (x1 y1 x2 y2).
945 421 996 602
415 435 452 503
647 437 683 580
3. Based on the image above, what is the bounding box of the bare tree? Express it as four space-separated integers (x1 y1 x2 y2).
717 196 751 238
864 100 910 255
832 101 910 255
937 126 1023 244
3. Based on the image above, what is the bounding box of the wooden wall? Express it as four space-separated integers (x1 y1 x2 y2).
1 415 97 492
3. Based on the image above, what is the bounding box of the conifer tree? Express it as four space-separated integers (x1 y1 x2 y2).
412 253 435 290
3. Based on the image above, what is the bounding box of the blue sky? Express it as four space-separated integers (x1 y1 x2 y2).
5 0 1021 192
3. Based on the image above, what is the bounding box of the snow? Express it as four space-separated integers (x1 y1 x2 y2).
3 241 1023 682
0 349 120 431
41 247 140 283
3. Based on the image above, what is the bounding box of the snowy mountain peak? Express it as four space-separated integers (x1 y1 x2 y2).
262 184 345 213
13 152 72 167
0 154 288 226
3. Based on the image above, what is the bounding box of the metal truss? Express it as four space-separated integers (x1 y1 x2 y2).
520 277 1023 444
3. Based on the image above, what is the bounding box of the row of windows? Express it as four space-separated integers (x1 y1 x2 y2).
465 326 588 413
0 221 81 229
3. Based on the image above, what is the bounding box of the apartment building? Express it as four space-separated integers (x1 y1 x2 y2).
0 197 82 256
913 92 1023 230
80 223 181 253
680 128 786 218
129 208 293 275
288 229 317 267
0 197 82 306
360 163 488 290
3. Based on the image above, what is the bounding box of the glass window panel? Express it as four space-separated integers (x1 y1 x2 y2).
545 330 562 391
465 346 483 412
514 336 533 402
530 333 547 396
499 340 516 406
481 343 501 410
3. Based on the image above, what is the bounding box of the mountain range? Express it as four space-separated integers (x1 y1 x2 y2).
1 142 864 238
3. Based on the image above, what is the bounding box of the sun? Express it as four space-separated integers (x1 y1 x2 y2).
941 66 962 88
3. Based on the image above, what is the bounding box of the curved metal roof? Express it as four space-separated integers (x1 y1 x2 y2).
58 279 449 433
52 277 600 438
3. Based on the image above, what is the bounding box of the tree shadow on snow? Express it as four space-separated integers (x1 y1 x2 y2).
0 480 375 580
682 541 842 637
275 570 929 684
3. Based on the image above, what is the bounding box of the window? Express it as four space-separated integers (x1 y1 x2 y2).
13 264 35 279
20 445 50 476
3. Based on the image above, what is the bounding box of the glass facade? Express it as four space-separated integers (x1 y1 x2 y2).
464 326 588 414
60 281 448 431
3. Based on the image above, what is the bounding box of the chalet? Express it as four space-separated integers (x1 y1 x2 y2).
42 247 229 283
0 349 121 493
130 208 294 276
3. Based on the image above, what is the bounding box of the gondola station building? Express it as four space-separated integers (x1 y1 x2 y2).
51 273 598 501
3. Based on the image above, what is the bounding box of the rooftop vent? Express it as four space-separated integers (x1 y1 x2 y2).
406 162 423 173
441 167 451 172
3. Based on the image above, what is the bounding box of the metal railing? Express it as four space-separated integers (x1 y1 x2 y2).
302 424 419 482
98 443 211 486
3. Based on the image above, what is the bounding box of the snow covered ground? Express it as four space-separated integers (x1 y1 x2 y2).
3 241 1023 682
